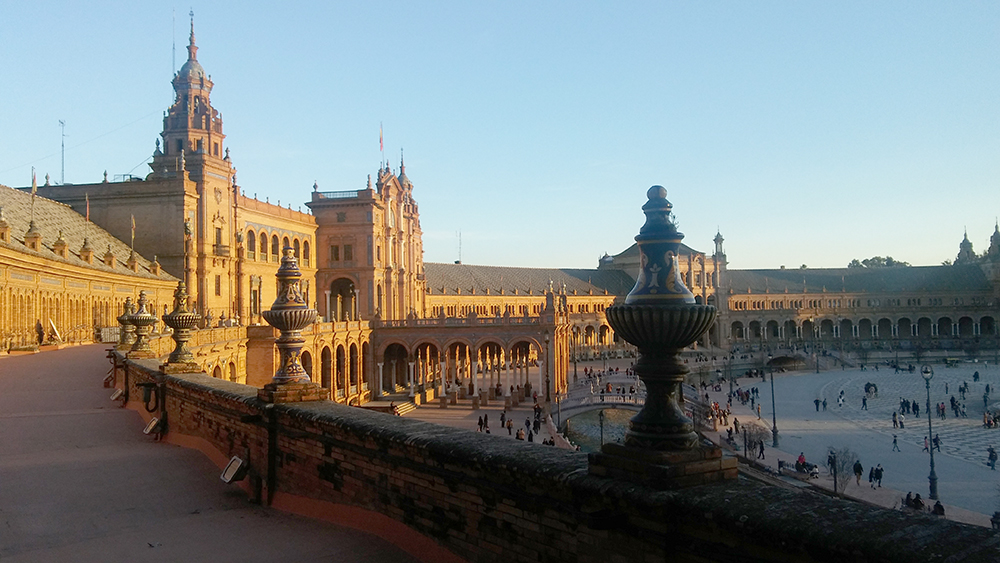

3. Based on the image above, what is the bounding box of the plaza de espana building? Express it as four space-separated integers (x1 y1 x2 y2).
3 24 1000 409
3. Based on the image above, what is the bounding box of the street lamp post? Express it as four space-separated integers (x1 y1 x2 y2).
768 354 778 447
921 365 939 501
598 409 605 446
544 332 551 409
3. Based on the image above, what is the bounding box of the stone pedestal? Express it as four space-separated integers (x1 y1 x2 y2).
439 396 448 408
589 442 737 490
504 396 512 409
258 382 326 404
449 391 457 405
479 390 488 407
160 362 201 375
471 396 480 410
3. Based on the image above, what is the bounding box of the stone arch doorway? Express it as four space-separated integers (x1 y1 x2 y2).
301 350 313 379
321 346 332 390
382 343 409 393
329 278 356 321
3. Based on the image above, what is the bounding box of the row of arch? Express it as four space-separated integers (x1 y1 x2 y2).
730 316 999 341
375 337 567 399
1 287 154 346
300 341 372 404
246 229 311 268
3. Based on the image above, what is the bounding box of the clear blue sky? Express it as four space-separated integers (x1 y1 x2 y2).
2 2 998 270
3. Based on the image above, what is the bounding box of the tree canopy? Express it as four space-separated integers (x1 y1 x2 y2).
847 256 911 269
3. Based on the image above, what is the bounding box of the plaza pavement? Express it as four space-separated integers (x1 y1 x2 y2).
400 368 557 446
707 361 1000 527
0 344 417 563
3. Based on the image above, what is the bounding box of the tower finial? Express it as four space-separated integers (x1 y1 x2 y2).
187 9 198 61
400 148 405 172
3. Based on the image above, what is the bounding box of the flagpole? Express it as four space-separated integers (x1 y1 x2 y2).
30 167 37 223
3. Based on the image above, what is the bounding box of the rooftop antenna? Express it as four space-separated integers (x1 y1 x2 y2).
172 8 176 74
456 230 462 264
58 120 65 184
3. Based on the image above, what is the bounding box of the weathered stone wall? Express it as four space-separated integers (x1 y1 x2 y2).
119 356 1000 563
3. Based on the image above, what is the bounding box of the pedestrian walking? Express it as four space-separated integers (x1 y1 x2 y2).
874 464 883 487
868 467 875 489
757 439 765 460
989 446 997 470
862 396 868 410
506 419 513 435
892 412 898 429
478 415 484 431
933 434 941 452
757 405 761 419
822 398 827 411
853 460 863 485
923 436 929 452
814 399 820 411
892 435 900 451
899 413 905 429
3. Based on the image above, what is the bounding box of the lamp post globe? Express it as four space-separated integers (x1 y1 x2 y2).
921 365 939 500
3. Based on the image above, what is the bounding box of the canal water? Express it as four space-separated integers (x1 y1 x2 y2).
562 408 634 452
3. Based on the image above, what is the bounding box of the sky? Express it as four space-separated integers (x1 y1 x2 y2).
2 2 998 270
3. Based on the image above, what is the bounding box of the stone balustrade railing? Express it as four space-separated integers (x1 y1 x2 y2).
113 354 1000 563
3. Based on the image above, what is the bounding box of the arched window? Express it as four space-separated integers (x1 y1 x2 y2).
282 236 290 253
303 241 311 267
247 231 256 260
293 239 301 259
271 235 279 261
260 232 268 261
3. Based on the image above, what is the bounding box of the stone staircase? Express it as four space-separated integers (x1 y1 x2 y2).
393 401 417 416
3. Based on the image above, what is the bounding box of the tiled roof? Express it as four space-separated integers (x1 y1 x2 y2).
612 242 704 260
424 263 631 296
724 265 991 294
0 185 176 281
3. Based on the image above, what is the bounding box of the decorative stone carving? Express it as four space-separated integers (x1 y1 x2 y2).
116 297 136 351
590 187 734 490
127 291 158 359
604 186 717 450
259 246 323 403
161 281 202 373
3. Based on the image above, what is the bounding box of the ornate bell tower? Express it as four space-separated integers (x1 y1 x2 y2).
159 15 226 162
147 14 237 320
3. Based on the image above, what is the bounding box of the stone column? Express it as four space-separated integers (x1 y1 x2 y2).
324 290 331 323
408 361 415 397
377 362 384 398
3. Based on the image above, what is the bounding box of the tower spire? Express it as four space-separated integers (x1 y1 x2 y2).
187 10 198 62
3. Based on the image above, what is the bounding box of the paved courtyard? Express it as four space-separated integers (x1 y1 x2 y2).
721 361 1000 519
0 345 417 563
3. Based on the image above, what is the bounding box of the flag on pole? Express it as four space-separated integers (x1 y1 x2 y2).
85 193 90 222
379 123 383 153
130 214 136 249
30 167 37 222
